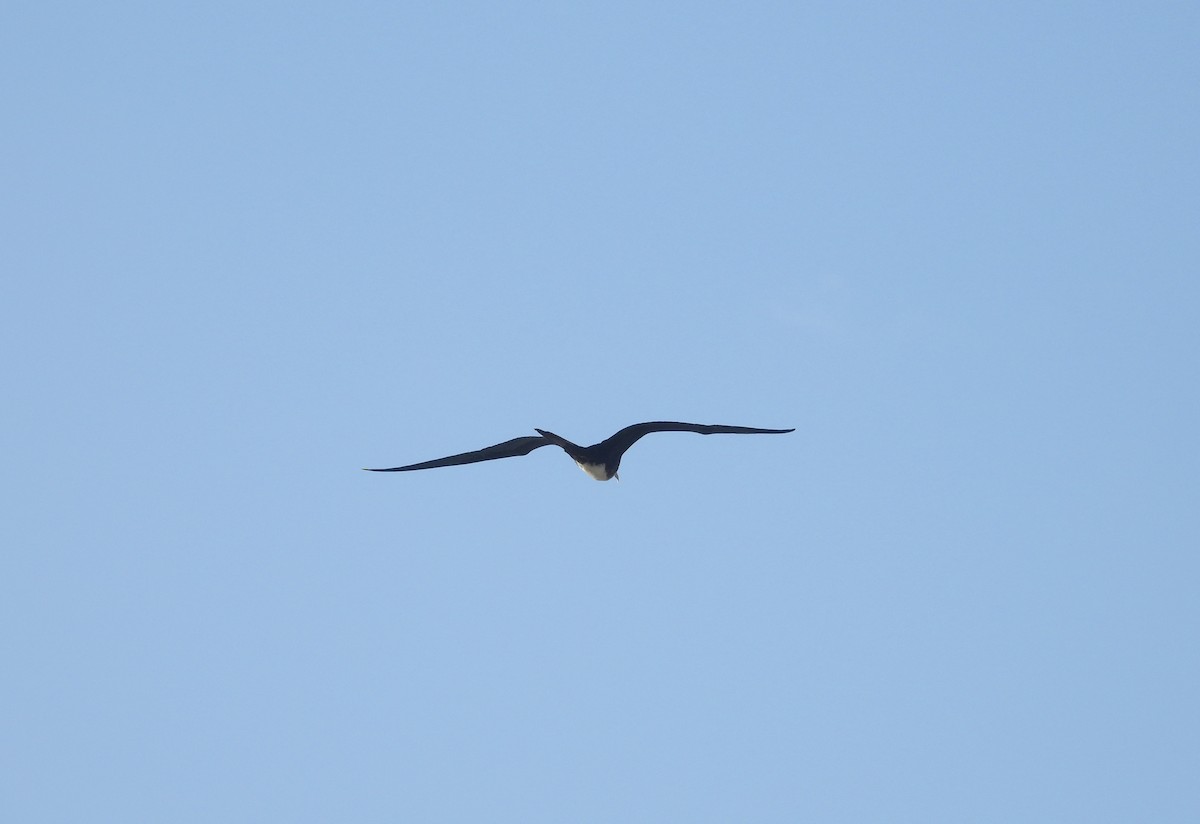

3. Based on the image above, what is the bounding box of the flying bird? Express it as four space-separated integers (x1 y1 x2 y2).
364 421 795 481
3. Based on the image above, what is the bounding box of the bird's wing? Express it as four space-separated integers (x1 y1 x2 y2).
598 421 795 456
364 435 551 472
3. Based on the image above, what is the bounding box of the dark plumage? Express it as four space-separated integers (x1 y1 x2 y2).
364 421 794 481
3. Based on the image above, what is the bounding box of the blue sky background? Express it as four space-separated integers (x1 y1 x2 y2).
3 1 1197 821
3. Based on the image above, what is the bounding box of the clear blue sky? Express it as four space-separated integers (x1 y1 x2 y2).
3 2 1197 821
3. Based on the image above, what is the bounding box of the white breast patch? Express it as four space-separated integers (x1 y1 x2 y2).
576 461 611 481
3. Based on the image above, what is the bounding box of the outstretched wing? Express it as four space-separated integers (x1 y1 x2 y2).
364 435 550 472
598 421 795 458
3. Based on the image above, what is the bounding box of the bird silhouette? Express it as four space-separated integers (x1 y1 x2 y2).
365 421 794 481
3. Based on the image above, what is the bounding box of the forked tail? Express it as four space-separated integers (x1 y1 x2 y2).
533 428 579 454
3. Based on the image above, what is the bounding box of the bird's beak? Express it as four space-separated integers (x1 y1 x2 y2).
615 472 620 482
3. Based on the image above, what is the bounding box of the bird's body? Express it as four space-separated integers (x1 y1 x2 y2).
365 421 794 481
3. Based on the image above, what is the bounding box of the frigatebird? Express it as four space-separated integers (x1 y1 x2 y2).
364 421 795 481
